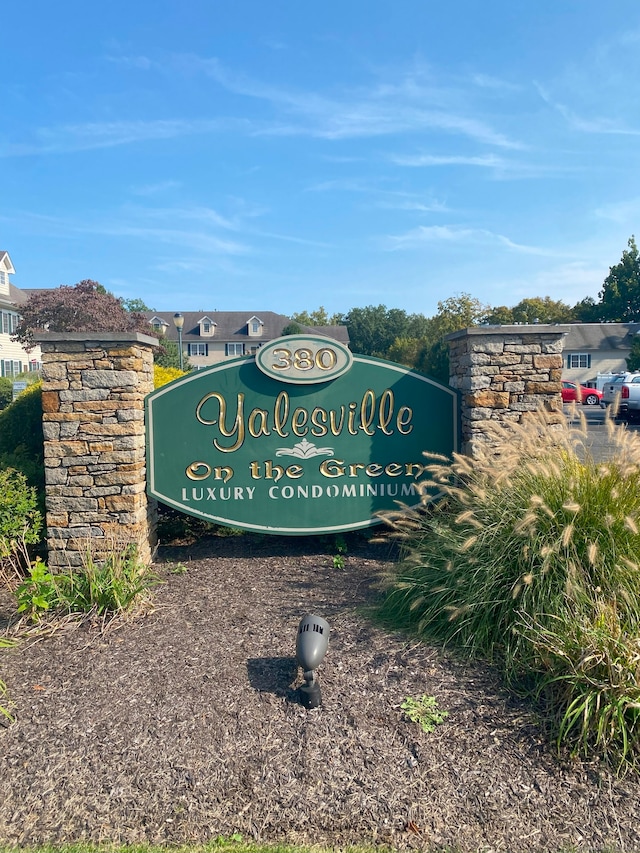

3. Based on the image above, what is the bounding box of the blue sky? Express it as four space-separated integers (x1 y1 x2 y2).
2 1 640 319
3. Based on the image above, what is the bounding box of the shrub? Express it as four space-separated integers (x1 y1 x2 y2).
154 364 186 388
0 468 43 586
0 378 12 411
381 409 640 769
0 383 45 510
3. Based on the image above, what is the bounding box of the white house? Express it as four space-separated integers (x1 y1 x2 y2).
0 251 42 378
145 310 350 369
562 323 640 387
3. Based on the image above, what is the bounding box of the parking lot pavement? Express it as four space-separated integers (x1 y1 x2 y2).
564 404 639 461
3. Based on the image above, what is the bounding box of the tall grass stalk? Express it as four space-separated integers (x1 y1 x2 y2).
380 407 640 768
1 636 16 723
54 540 157 617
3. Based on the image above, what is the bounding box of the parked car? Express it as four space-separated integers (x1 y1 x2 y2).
601 374 627 408
561 381 603 406
601 372 640 419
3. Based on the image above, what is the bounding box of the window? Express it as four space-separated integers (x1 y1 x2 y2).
567 353 591 369
202 322 211 334
0 271 6 287
188 343 208 357
226 343 245 356
251 321 260 334
1 311 9 334
1 360 22 378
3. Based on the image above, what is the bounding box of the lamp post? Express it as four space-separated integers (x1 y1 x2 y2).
173 313 184 371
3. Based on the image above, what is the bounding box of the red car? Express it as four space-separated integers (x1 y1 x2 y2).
561 381 603 406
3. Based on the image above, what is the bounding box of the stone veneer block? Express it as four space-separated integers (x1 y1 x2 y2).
446 324 571 459
36 332 159 569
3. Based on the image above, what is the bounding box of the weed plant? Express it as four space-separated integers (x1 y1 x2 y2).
0 468 43 587
380 408 640 769
16 541 157 622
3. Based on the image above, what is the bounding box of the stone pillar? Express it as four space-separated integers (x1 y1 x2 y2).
446 325 570 459
37 332 159 569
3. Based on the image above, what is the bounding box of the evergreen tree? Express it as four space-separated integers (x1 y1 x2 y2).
598 236 640 322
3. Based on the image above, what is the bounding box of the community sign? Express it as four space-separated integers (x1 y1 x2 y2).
145 335 459 535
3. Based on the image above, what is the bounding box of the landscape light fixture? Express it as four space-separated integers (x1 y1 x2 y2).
295 613 330 709
173 312 184 371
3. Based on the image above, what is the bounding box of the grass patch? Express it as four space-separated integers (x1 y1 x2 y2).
380 407 640 770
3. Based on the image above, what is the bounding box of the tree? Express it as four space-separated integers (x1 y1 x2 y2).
123 297 153 313
482 305 514 325
627 334 640 372
510 296 575 324
281 321 305 336
343 305 413 357
417 294 489 383
572 296 600 323
290 306 344 326
153 338 192 371
387 337 426 368
13 280 150 350
597 236 640 322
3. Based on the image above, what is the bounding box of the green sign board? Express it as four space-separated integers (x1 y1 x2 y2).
145 337 459 535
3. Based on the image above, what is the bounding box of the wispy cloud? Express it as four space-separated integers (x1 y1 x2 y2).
305 179 449 213
536 82 640 136
391 152 507 168
131 180 182 196
6 207 250 256
385 224 556 256
181 55 524 148
594 197 640 223
0 118 248 157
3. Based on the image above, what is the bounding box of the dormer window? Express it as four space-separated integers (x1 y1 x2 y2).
149 316 169 334
247 316 263 337
198 316 216 337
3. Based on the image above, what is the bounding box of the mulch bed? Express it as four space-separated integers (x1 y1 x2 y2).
1 532 639 852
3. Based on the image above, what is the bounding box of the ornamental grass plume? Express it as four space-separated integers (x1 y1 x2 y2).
380 407 640 769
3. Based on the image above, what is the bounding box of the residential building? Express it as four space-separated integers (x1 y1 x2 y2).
562 323 640 387
145 310 349 369
0 251 42 377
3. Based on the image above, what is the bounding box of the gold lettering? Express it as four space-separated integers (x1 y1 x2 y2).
366 463 384 477
397 405 413 435
195 392 245 452
328 407 345 436
378 389 394 435
310 407 328 437
405 462 426 479
248 408 270 438
359 389 376 436
319 458 345 478
273 391 290 438
292 407 309 437
347 401 358 435
385 463 403 477
186 461 212 481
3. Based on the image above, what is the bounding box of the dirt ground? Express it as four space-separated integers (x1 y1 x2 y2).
1 532 639 853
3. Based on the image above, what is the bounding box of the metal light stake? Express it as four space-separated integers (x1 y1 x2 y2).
296 613 330 709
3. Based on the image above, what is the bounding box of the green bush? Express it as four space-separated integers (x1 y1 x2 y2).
0 468 43 586
0 378 12 411
381 410 640 769
0 383 45 510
